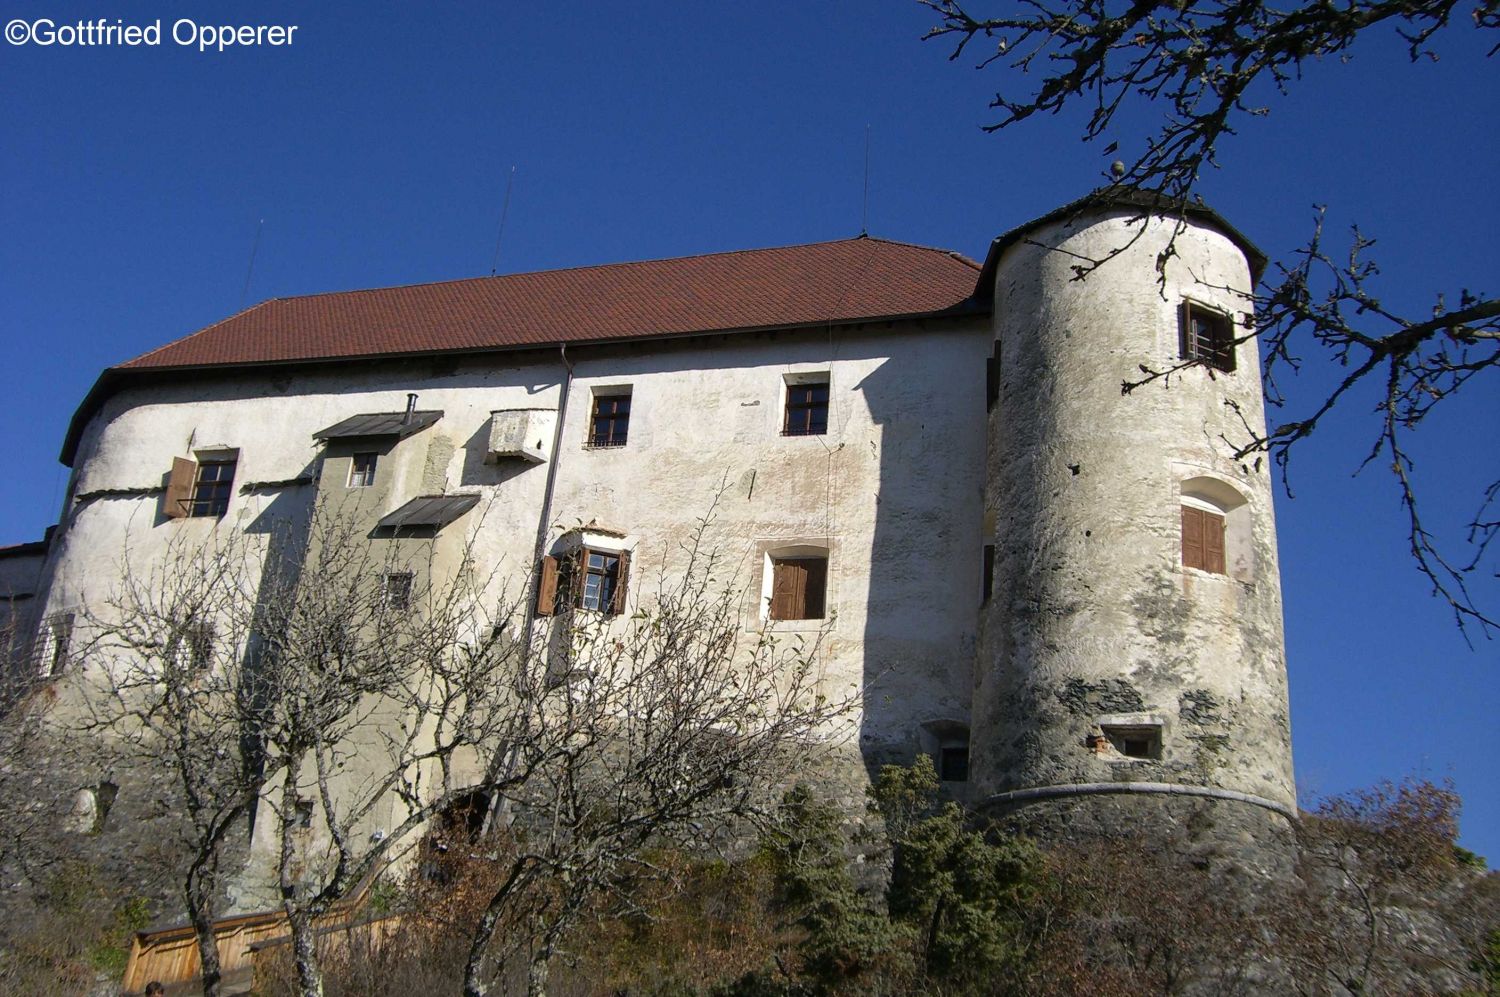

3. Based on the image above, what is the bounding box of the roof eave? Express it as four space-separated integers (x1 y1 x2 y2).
61 300 988 466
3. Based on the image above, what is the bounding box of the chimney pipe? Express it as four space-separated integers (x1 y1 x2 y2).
403 393 417 424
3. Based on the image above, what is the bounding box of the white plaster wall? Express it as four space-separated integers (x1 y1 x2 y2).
976 210 1294 809
541 323 989 757
41 319 989 767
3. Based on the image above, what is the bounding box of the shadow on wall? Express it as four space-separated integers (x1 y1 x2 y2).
853 335 987 789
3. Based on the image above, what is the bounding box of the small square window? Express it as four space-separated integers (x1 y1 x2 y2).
382 572 414 610
783 380 829 436
348 452 378 488
769 556 827 620
188 459 236 518
1178 302 1236 373
589 393 631 448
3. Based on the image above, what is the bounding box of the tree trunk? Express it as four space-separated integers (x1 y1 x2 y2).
190 906 223 997
289 911 325 997
527 950 551 997
278 757 324 997
462 857 531 997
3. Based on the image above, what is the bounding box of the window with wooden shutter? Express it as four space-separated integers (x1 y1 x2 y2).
1178 301 1236 373
769 556 827 620
1181 505 1227 575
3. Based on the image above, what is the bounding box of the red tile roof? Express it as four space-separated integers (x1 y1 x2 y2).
119 237 981 371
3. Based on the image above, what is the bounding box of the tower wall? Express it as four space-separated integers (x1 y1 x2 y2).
974 207 1295 865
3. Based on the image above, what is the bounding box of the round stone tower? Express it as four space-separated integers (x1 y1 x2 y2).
972 195 1296 870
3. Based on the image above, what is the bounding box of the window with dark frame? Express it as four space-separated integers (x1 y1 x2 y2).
382 572 414 610
1178 302 1237 373
783 380 829 436
1181 506 1227 575
173 621 215 672
579 550 622 612
589 393 631 448
348 452 378 487
41 612 75 677
768 556 827 621
188 458 237 517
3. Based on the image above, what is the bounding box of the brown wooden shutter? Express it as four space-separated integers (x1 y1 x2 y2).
802 558 827 619
1204 511 1227 575
535 556 559 616
1181 506 1205 570
164 457 195 519
611 549 630 616
769 559 800 620
1178 301 1193 360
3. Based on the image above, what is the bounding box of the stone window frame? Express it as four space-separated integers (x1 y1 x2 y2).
1176 469 1255 583
751 538 837 632
1091 712 1168 763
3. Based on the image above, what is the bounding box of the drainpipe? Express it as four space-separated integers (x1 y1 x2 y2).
482 346 573 837
522 344 573 645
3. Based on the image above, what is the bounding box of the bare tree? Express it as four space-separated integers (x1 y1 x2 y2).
78 509 538 997
922 0 1499 634
77 495 854 997
457 521 855 997
79 525 269 997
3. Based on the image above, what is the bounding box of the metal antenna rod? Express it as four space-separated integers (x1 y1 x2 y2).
240 218 263 310
861 125 871 236
490 166 517 276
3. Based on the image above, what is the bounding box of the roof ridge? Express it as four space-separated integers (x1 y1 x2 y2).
178 237 969 309
859 236 982 271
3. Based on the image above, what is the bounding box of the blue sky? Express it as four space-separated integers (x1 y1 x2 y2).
2 1 1495 856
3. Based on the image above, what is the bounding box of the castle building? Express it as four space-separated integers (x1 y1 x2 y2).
19 192 1296 870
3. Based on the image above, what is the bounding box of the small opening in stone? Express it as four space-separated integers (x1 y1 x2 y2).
939 743 970 782
1101 724 1162 761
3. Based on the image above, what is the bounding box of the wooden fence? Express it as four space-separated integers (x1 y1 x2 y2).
119 888 393 995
